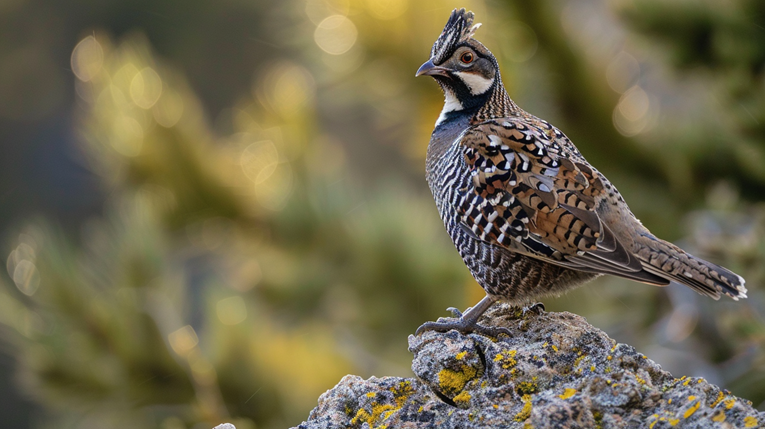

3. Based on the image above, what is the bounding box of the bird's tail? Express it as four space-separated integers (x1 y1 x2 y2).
634 234 747 300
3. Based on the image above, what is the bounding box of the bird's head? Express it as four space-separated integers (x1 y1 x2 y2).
416 9 499 114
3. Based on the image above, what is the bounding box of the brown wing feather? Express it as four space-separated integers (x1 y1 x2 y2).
458 116 662 283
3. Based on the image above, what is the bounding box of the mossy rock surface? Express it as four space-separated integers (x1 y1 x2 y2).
291 304 763 429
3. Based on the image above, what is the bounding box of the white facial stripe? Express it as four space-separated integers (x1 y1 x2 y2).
436 87 463 126
454 71 494 95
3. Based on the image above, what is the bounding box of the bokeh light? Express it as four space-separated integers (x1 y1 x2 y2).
109 115 144 156
256 62 315 117
314 15 358 55
169 325 199 357
365 0 408 20
153 88 184 127
216 296 247 325
503 21 538 63
606 51 640 94
613 85 658 136
305 0 350 25
71 36 104 82
129 67 163 109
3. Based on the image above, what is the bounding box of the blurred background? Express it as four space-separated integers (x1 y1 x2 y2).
0 0 764 427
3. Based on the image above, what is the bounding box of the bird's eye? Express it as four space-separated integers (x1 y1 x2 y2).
460 52 474 64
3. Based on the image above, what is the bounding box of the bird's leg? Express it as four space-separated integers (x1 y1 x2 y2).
416 294 511 337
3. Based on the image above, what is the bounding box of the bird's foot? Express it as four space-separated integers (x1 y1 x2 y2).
416 295 510 337
522 302 545 316
415 317 511 338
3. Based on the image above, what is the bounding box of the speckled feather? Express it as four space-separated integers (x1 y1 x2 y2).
424 9 747 305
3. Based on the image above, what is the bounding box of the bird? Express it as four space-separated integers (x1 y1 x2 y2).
415 8 747 336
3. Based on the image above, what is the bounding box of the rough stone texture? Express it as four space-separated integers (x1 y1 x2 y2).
293 304 764 428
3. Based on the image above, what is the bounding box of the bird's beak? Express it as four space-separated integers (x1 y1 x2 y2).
416 59 450 77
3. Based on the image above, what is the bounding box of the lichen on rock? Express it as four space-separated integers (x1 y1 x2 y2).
292 304 764 429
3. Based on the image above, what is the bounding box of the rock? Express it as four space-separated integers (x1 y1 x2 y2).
293 304 764 429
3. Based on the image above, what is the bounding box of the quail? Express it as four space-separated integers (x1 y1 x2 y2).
415 9 747 336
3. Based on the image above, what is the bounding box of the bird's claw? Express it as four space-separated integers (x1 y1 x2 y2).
446 307 463 318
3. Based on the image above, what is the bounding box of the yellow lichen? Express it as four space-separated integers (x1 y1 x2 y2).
514 394 533 422
552 345 558 352
351 408 372 426
668 399 672 405
559 388 576 400
517 381 538 395
724 398 735 409
493 404 499 409
390 380 414 408
494 350 518 369
453 391 471 405
744 416 758 428
683 401 700 418
712 411 725 422
456 351 467 360
590 365 596 372
574 354 587 369
351 381 413 427
607 355 612 361
668 418 679 426
438 365 478 396
711 391 725 407
683 378 692 386
687 395 695 402
417 406 423 413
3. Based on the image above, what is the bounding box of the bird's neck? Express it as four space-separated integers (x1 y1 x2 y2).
471 78 519 123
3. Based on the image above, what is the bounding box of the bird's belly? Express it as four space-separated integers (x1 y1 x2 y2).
427 142 598 303
455 225 599 303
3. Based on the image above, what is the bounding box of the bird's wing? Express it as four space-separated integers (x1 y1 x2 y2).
457 116 669 286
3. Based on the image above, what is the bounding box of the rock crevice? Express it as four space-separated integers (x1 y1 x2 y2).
293 304 763 428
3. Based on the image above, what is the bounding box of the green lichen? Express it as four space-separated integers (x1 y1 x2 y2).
516 381 538 395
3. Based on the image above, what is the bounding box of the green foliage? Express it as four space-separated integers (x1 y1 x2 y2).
619 0 765 199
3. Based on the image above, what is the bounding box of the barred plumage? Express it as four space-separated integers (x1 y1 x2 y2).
415 9 746 336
